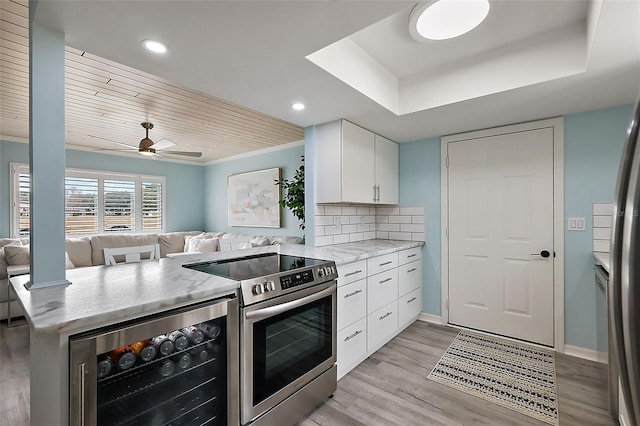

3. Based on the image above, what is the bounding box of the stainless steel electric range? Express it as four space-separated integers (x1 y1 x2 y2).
185 252 338 426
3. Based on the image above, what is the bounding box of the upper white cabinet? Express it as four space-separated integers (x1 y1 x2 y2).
314 119 398 204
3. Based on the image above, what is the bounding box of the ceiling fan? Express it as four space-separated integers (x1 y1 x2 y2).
90 122 202 158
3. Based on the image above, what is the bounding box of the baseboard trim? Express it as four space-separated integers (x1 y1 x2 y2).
418 313 442 325
564 344 607 364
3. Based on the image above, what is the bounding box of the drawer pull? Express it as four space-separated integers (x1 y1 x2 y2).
344 329 362 342
344 270 363 277
407 268 417 273
379 312 392 321
407 254 417 258
407 297 417 303
379 261 393 267
344 289 362 298
379 277 393 284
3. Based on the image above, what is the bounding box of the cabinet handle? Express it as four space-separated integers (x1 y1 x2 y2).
78 363 86 426
344 329 362 342
407 254 417 258
379 261 393 267
379 312 392 321
373 186 376 202
344 289 362 298
376 185 380 202
407 268 417 273
344 270 363 277
407 297 417 303
379 277 393 284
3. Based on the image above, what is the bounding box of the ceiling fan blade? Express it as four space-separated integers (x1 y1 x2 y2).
88 135 138 150
149 138 176 150
94 148 137 152
158 150 203 158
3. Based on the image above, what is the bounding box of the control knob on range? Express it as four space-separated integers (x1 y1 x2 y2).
265 281 276 292
252 283 265 295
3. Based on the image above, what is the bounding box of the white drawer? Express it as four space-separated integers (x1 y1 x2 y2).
337 318 367 379
399 247 422 265
337 260 367 287
367 268 398 314
337 279 367 330
367 301 398 352
398 260 421 296
399 288 421 327
367 252 398 276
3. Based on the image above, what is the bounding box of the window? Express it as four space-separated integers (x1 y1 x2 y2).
11 164 166 237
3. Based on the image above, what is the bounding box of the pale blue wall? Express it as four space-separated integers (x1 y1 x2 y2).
399 137 441 316
398 104 633 351
0 140 205 235
203 144 305 237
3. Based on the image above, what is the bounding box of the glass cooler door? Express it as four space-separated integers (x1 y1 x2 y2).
70 298 237 426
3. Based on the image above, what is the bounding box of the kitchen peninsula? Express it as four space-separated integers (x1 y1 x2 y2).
10 239 423 425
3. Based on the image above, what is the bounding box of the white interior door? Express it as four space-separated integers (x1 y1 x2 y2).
447 128 554 346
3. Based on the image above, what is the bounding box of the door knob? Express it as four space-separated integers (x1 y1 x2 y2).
530 250 551 258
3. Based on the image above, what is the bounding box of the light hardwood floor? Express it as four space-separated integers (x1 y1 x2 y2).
1 320 615 426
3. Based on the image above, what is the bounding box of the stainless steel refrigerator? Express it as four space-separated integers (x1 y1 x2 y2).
610 94 640 426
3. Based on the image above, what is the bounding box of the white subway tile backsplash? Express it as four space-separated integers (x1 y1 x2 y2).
333 234 350 244
389 215 412 224
377 207 399 215
593 239 610 252
349 216 362 224
593 215 613 228
364 231 376 240
315 215 334 226
341 224 357 233
378 223 400 232
401 223 425 233
357 223 370 233
342 206 357 216
376 215 389 224
325 206 342 215
593 227 612 240
400 207 423 216
325 225 341 235
315 235 334 247
377 231 389 239
314 205 325 216
363 216 375 224
356 207 371 216
349 233 364 242
412 215 425 224
593 203 613 216
389 231 412 241
315 226 325 237
411 232 425 241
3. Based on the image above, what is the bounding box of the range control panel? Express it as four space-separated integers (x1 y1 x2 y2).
280 269 315 290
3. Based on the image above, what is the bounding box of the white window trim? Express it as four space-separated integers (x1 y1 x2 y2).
10 163 167 237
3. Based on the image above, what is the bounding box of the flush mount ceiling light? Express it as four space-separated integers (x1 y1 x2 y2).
141 39 167 54
409 0 490 41
292 103 305 111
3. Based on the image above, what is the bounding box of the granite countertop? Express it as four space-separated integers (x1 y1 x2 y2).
593 252 610 274
11 239 423 335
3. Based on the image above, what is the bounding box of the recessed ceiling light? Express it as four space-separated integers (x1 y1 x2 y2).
409 0 490 41
292 103 305 111
142 39 167 54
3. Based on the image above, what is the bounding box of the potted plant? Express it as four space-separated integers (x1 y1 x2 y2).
275 156 305 230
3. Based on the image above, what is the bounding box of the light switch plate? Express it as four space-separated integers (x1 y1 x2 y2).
568 217 586 231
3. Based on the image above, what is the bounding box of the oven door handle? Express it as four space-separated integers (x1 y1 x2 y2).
245 285 335 320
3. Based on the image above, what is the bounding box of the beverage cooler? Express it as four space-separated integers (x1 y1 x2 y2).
70 297 239 426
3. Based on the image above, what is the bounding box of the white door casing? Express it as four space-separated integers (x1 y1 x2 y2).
441 118 564 350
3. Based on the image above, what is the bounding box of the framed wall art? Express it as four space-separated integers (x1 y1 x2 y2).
227 167 281 228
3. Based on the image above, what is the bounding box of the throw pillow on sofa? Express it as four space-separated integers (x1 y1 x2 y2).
184 235 219 253
4 244 75 269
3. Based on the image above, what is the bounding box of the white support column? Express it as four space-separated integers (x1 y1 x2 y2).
27 2 70 289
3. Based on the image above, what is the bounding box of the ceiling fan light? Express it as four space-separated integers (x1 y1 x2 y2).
142 39 167 54
409 0 490 41
139 150 155 156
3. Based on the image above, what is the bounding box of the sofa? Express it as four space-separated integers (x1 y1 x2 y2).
0 231 304 321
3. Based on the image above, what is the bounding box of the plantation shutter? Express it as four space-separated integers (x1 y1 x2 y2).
142 181 163 231
65 177 99 235
17 172 30 236
104 179 136 232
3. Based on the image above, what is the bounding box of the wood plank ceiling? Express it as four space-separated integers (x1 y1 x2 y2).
0 0 304 163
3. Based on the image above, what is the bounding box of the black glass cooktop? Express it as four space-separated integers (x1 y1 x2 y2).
183 252 329 281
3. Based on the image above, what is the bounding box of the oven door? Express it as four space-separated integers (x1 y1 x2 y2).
241 280 336 424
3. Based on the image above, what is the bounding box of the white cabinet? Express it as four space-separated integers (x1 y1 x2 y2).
314 119 398 204
336 247 422 380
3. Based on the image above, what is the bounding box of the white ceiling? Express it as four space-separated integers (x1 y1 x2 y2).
9 1 640 158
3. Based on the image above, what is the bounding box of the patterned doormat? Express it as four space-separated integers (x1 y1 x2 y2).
428 331 558 425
